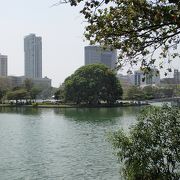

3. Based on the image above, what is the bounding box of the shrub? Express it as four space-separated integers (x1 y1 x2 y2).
110 105 180 180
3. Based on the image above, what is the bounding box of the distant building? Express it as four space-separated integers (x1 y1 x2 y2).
24 34 42 78
174 69 180 84
160 69 180 85
84 46 117 70
160 78 175 85
6 76 51 88
31 77 51 88
133 69 160 87
0 54 8 76
7 76 24 87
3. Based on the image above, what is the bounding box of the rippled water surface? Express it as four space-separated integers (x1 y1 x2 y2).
0 107 140 180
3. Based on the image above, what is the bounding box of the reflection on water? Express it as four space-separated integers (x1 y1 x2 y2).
54 106 139 120
0 106 141 180
0 107 41 115
54 108 124 124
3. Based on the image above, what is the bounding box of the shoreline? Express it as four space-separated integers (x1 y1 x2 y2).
0 102 149 108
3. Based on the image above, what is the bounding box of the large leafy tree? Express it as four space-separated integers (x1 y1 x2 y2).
24 78 33 92
23 79 42 100
54 87 65 101
64 64 123 104
58 0 180 73
109 105 180 179
6 89 29 104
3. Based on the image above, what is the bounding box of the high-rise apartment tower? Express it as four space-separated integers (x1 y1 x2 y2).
0 54 8 76
24 34 42 78
84 46 117 70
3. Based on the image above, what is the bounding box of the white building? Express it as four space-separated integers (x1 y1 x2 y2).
0 54 8 77
24 34 42 78
134 69 160 87
84 46 117 70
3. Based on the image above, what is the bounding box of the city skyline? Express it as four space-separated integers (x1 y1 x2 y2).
0 0 87 87
0 0 179 87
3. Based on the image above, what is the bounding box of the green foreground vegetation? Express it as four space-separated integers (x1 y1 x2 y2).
109 105 180 179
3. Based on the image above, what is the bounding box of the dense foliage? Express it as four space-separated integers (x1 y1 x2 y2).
54 87 65 101
59 0 180 73
64 64 123 104
110 105 180 179
0 77 10 103
0 79 43 104
125 85 174 100
6 88 29 103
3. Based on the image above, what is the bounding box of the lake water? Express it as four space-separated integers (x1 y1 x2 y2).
0 106 141 180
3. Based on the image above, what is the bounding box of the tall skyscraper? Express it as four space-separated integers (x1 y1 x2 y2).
84 46 117 70
0 54 8 76
24 34 42 78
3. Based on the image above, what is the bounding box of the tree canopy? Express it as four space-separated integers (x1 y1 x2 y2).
125 85 174 100
64 64 123 104
58 0 180 74
109 105 180 179
6 89 29 103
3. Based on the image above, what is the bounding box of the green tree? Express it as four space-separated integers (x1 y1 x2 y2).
0 88 6 104
143 86 156 99
59 0 180 73
126 86 145 100
23 79 42 100
64 64 123 104
24 78 33 92
54 87 65 101
30 87 42 100
39 87 55 100
174 85 180 96
0 77 10 103
161 87 174 98
6 89 29 104
109 105 180 179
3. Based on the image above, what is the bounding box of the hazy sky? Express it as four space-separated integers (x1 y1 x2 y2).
0 0 179 87
0 0 88 87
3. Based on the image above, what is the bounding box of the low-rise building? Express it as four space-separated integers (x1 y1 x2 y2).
160 69 180 85
31 76 51 88
6 76 51 88
7 76 24 87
